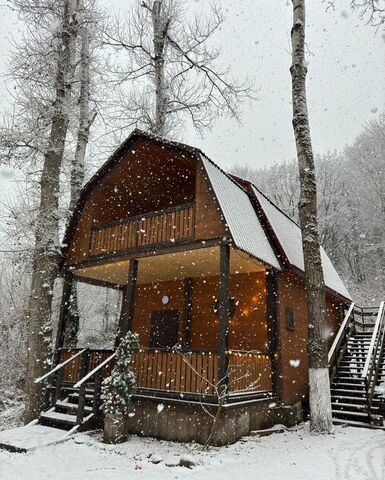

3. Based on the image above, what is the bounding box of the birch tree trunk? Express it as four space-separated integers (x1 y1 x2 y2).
24 0 79 423
152 0 168 136
69 26 91 215
290 0 332 433
65 26 93 348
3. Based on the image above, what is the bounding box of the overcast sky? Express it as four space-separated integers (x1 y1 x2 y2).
0 0 384 201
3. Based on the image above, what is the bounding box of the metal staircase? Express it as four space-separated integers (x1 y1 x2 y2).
329 302 385 427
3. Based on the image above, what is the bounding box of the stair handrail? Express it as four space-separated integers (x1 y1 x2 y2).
367 303 385 415
328 302 355 368
73 351 117 424
34 349 86 384
361 301 385 383
73 351 117 388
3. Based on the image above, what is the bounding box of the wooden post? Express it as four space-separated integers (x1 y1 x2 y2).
266 269 280 397
54 271 73 365
218 243 230 396
181 277 193 349
116 259 138 344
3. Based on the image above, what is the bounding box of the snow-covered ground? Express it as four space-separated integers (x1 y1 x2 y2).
0 388 24 432
1 423 385 480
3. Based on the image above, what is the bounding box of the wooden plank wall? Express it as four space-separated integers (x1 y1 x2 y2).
276 271 345 405
60 350 114 383
89 204 194 257
60 349 272 395
132 272 268 353
228 353 272 393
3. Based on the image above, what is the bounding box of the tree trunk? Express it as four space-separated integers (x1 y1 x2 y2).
24 0 79 423
290 0 332 433
152 0 168 136
65 26 94 348
69 26 92 215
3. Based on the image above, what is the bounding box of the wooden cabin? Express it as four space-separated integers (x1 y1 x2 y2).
47 129 351 444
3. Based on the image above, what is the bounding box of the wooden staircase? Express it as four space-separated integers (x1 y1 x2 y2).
39 386 96 433
35 349 116 433
329 302 385 428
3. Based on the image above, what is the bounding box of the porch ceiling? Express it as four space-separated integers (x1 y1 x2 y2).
73 247 266 286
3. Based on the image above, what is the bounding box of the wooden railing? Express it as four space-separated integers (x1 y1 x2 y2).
328 303 355 381
133 349 219 395
59 348 272 397
60 349 114 383
133 349 272 395
228 351 272 393
361 301 385 416
89 203 194 257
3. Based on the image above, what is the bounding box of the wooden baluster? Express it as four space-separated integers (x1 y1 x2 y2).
76 349 90 423
77 384 86 424
93 370 103 415
54 367 64 404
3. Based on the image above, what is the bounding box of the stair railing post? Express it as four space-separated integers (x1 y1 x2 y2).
93 370 103 416
54 366 65 405
77 384 87 424
79 348 90 379
76 349 90 425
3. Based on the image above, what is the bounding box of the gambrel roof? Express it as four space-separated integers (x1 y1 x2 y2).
250 186 351 300
201 155 281 270
63 129 350 301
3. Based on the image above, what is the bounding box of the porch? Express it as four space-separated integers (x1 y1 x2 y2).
57 242 277 404
58 347 272 401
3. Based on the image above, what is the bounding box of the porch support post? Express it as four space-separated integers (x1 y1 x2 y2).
218 243 230 396
54 271 73 365
266 269 280 397
117 259 138 344
181 277 193 349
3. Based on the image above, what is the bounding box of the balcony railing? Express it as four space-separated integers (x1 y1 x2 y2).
59 348 272 397
89 203 194 257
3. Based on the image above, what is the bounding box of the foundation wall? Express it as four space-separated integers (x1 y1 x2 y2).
124 396 302 446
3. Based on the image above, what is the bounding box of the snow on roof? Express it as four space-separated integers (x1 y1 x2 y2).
201 155 281 270
251 186 351 300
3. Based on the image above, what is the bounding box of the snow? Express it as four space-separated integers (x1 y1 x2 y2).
0 425 70 452
201 155 281 270
252 186 352 300
1 424 384 479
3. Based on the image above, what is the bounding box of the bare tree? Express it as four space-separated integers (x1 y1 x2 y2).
290 0 332 432
175 349 261 449
0 0 104 421
326 1 385 26
104 0 253 137
22 0 81 423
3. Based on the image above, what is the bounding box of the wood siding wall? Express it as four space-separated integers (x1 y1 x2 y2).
66 141 225 265
276 272 344 405
131 272 268 352
89 204 194 257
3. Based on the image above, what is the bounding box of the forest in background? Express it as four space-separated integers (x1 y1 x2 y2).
0 0 383 426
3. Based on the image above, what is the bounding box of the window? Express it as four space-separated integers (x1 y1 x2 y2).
286 306 294 331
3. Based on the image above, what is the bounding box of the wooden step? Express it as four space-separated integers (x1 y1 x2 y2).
332 402 366 411
332 418 374 428
39 410 94 430
332 409 368 419
332 382 365 389
40 411 78 429
331 395 367 403
55 400 92 413
331 388 366 396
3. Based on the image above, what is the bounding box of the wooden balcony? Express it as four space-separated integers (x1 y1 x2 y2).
59 348 272 398
89 203 194 257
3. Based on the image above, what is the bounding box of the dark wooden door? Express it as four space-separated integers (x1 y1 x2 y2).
149 310 180 348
